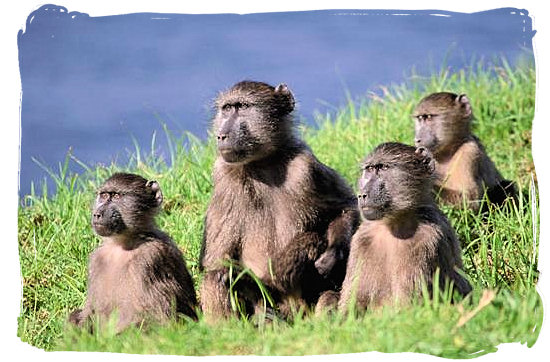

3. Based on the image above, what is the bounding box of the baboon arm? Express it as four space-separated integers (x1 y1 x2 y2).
141 247 198 321
199 214 239 271
315 208 358 276
200 269 232 323
270 231 326 291
198 216 209 271
436 223 472 296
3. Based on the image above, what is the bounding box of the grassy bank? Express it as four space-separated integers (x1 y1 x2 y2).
17 60 540 357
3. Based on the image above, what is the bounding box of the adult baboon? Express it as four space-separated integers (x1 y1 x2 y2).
69 173 197 331
199 81 358 321
413 92 516 210
338 143 471 312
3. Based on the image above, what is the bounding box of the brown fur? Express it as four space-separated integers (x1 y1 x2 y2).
414 92 516 210
338 143 471 313
69 173 197 331
200 81 358 321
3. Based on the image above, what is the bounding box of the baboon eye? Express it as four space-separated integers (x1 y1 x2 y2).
112 192 121 200
99 192 109 200
417 114 434 121
221 104 232 111
233 102 249 110
380 164 389 171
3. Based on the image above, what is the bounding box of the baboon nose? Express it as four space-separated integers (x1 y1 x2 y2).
217 134 228 141
93 213 102 221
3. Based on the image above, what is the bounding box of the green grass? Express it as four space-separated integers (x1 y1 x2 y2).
17 59 540 357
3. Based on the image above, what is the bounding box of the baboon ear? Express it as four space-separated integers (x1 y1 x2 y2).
456 94 472 117
415 147 436 174
146 180 163 206
275 83 295 112
274 83 290 94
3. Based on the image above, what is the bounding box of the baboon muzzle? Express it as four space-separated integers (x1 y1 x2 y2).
92 206 125 236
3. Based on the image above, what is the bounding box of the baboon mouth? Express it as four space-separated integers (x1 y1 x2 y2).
92 222 123 236
360 206 386 220
359 201 386 211
218 148 249 163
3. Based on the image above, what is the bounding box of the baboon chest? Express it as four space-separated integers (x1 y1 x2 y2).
245 194 305 273
435 142 479 193
358 223 436 304
88 245 141 314
210 156 322 278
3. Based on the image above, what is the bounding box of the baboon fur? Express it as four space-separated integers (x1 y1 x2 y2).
69 173 197 331
413 92 516 211
199 81 358 321
338 143 471 313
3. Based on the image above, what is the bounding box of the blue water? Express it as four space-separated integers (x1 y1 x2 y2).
17 6 534 197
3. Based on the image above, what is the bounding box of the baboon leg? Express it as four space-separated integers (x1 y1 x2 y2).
277 292 307 320
315 290 340 316
117 311 138 332
200 269 232 323
448 269 473 298
487 180 517 206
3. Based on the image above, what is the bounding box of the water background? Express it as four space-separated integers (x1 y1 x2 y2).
17 6 535 196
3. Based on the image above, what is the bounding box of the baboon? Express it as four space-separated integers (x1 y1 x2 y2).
413 92 516 211
199 81 359 321
69 173 198 331
338 143 471 312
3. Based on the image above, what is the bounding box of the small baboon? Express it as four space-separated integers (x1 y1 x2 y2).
69 173 197 331
413 92 516 210
199 81 359 321
338 143 471 312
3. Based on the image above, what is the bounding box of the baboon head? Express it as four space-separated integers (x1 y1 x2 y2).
413 92 472 156
92 173 163 237
213 80 296 164
357 143 435 220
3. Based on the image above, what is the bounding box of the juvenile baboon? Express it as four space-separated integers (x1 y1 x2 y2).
69 173 198 331
199 81 359 321
413 92 516 211
338 143 471 312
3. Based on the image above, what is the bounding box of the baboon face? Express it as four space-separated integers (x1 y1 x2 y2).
413 92 472 153
357 143 434 220
213 81 295 164
92 173 163 236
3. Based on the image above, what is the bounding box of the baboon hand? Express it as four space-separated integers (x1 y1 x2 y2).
315 248 338 277
68 308 84 326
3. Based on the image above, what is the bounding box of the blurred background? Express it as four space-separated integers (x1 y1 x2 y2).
17 5 534 197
